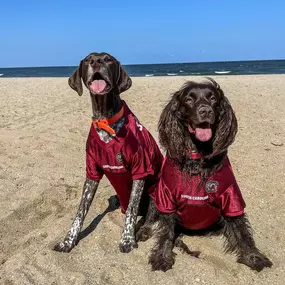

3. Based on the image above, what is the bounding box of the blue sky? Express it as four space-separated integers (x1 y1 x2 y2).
1 0 285 67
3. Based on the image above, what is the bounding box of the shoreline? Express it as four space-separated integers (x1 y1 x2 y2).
1 73 285 79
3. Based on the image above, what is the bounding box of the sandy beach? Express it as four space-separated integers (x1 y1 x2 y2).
0 75 284 285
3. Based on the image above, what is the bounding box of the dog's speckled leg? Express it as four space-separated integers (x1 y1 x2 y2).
54 178 99 252
119 180 144 253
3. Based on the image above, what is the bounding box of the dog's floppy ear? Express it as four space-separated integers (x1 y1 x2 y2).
68 60 83 96
159 90 186 162
212 88 238 157
116 63 132 94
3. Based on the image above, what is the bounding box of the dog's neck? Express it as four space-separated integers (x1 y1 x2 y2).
183 135 226 180
90 92 125 143
187 135 213 156
90 92 122 119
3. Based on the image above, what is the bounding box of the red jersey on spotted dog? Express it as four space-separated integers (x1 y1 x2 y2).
86 101 163 213
150 155 246 230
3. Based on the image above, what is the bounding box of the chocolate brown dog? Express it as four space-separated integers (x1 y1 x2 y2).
137 78 272 272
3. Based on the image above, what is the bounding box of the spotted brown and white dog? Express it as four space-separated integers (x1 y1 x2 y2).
54 52 163 253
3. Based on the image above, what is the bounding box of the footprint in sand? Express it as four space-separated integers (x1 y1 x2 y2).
0 188 66 262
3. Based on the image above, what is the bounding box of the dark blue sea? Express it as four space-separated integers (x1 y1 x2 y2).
1 60 285 78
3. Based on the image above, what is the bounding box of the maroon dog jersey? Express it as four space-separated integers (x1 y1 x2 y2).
86 101 163 214
150 156 246 230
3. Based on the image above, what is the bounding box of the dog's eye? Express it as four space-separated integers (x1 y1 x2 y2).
85 58 94 65
104 56 112 62
206 91 216 103
185 97 194 105
210 95 216 103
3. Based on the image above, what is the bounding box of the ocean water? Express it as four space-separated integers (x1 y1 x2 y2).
0 59 285 78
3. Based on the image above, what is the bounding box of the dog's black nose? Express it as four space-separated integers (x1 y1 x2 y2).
198 106 213 118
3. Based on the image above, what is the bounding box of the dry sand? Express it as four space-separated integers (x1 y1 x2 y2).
0 75 284 285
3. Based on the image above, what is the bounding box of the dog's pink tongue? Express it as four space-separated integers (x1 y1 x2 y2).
89 80 106 93
195 128 212 142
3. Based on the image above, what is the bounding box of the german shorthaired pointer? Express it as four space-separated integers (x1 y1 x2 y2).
54 52 163 253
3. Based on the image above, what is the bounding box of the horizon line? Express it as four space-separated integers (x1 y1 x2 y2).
1 58 285 69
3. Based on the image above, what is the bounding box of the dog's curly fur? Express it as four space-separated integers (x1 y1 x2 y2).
137 78 272 272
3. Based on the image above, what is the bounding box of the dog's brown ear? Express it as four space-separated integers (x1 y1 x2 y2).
158 90 186 162
68 60 83 96
116 63 132 94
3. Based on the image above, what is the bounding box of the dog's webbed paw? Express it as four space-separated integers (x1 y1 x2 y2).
119 239 138 253
238 251 273 272
149 250 176 272
53 239 76 253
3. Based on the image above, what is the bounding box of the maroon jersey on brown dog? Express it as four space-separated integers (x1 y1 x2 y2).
86 100 163 214
150 155 245 230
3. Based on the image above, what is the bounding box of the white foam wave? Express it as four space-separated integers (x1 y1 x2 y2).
179 70 184 73
0 74 3 77
145 74 154 77
167 73 178 76
190 72 201 75
214 70 231 74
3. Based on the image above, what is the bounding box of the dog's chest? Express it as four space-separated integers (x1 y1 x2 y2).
96 117 125 143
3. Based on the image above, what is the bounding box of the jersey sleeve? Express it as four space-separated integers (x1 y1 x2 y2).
86 138 104 181
215 181 246 217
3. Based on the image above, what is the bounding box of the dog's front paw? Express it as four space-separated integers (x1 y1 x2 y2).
119 239 138 253
53 239 76 253
238 250 273 272
149 250 176 272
